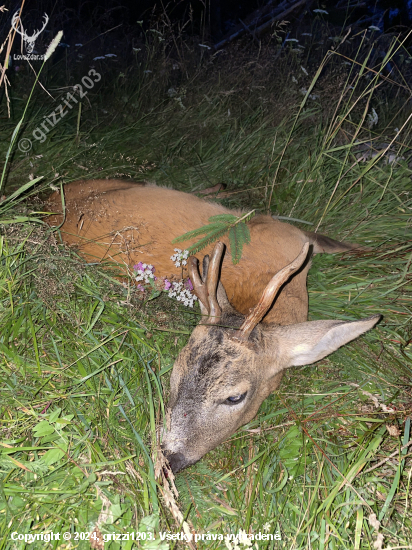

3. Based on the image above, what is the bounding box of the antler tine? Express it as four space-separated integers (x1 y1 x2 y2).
188 256 209 312
206 242 224 323
237 242 310 342
11 13 23 34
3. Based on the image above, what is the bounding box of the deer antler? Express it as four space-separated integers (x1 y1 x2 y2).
188 241 224 324
236 242 310 341
11 13 24 37
31 13 49 41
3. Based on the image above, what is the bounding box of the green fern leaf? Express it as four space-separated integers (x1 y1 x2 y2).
208 214 238 223
173 211 254 262
229 226 240 264
172 223 224 244
238 220 251 245
188 225 230 254
229 222 251 264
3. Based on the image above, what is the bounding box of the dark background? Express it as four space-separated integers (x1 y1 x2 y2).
4 0 412 46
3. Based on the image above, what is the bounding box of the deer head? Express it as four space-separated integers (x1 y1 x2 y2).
162 242 380 473
11 12 49 54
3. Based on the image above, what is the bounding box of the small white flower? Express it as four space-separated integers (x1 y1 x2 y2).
292 75 298 83
300 87 318 100
171 249 190 268
168 281 197 308
367 108 378 129
238 530 252 547
263 522 271 532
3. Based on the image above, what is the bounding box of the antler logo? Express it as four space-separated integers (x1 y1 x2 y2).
11 12 49 54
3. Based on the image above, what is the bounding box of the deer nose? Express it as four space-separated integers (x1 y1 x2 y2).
164 451 190 473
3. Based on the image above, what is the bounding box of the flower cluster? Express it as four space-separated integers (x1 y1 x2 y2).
167 280 197 308
131 251 198 308
134 262 156 283
170 248 189 268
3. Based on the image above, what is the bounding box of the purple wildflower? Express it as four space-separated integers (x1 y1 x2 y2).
184 278 194 291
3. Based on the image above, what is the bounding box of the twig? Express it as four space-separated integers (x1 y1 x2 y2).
363 439 412 474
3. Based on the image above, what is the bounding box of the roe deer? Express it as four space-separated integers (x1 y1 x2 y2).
47 179 380 472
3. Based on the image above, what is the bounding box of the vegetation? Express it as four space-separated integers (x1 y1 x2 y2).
0 9 412 550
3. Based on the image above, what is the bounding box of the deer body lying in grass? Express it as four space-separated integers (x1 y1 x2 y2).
47 179 380 472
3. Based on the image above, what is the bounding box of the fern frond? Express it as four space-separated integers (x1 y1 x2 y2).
172 223 224 244
229 226 239 264
229 223 251 264
188 225 230 254
238 221 251 245
208 214 238 223
173 211 254 262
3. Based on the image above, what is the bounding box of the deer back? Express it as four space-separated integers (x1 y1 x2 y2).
47 179 316 325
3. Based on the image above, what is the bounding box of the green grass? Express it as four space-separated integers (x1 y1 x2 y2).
1 26 412 550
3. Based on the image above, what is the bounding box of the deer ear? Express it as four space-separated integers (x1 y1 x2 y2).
277 315 381 367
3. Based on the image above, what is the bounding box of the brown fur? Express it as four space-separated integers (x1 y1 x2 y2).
46 179 357 325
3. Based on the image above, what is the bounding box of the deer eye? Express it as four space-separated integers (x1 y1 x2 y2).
225 392 247 405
